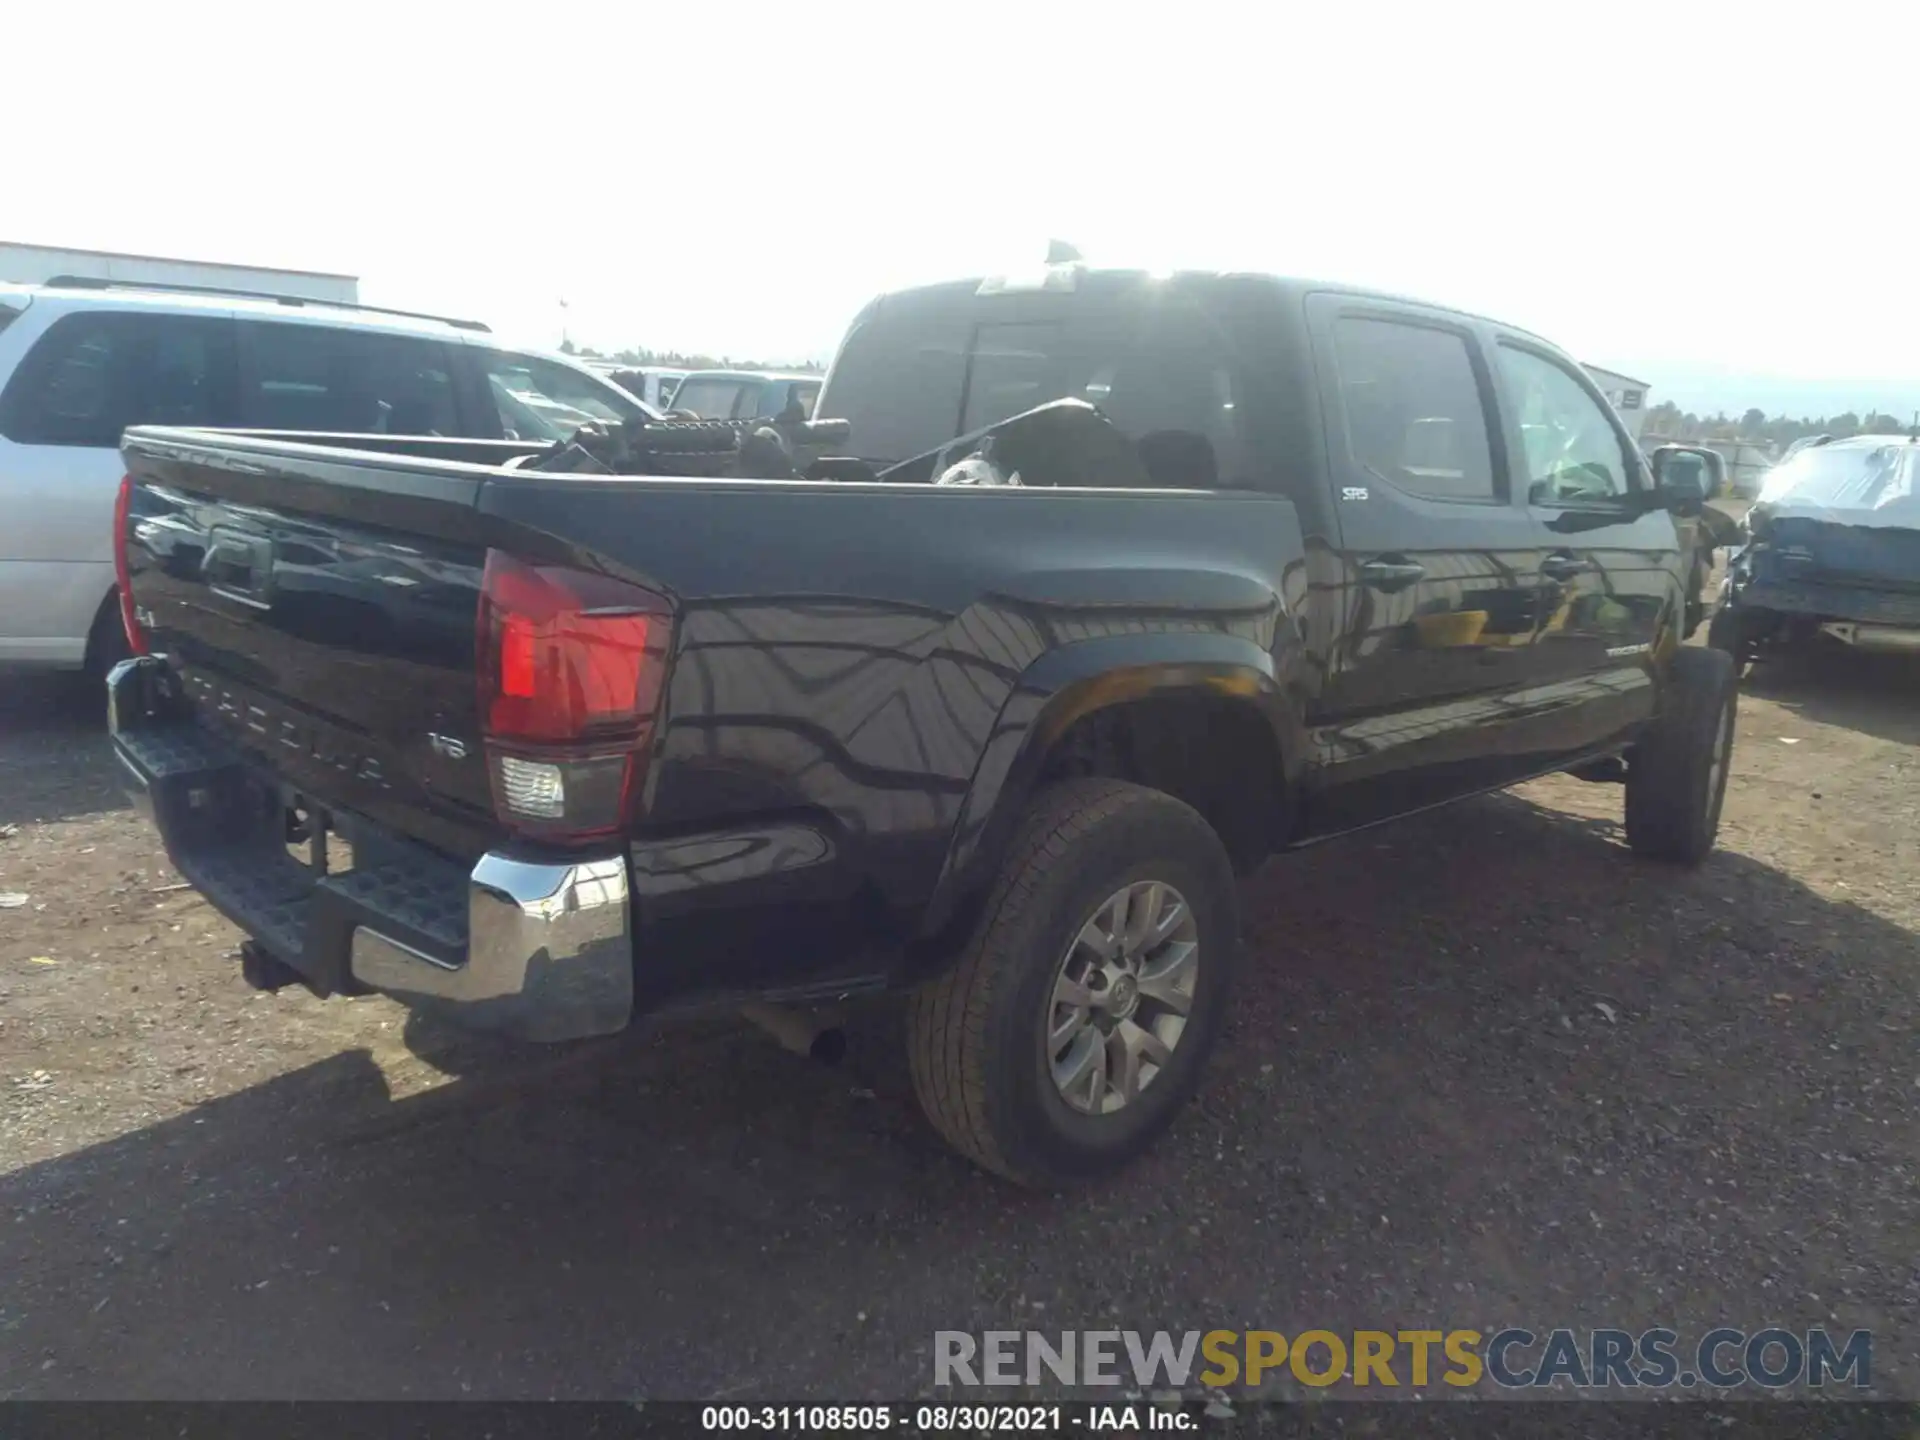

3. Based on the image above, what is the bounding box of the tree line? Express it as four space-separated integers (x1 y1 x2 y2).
1646 400 1916 450
558 340 825 375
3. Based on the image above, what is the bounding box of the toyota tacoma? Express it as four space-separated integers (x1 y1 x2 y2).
107 263 1737 1186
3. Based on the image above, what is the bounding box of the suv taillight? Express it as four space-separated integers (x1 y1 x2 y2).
114 475 149 656
477 550 672 843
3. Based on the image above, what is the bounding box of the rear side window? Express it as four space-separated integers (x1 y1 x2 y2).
240 322 459 435
0 310 236 447
1331 317 1497 502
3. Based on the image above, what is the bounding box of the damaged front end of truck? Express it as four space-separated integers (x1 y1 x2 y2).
1710 435 1920 665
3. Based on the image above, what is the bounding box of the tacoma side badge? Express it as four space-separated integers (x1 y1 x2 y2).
1341 486 1369 502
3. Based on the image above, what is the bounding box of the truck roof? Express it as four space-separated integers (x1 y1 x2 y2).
865 265 1553 344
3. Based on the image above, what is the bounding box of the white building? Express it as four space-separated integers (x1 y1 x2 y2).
0 241 358 304
1583 363 1653 441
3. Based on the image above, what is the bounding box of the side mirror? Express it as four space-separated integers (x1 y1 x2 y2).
1648 445 1712 517
1660 470 1706 517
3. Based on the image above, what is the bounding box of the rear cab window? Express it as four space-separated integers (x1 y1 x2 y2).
0 309 237 447
820 275 1253 489
672 377 747 419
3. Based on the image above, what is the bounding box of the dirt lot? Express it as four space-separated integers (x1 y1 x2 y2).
2 647 1915 1401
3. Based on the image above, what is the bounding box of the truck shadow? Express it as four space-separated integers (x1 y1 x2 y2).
1742 644 1920 747
3 788 1915 1399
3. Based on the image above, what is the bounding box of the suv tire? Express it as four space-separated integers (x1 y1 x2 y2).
1625 646 1738 866
82 592 132 688
906 778 1238 1187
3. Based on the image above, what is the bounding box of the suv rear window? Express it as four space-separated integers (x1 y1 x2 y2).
0 310 236 447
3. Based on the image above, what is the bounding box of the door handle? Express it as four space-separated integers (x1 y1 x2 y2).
1540 553 1595 580
1359 559 1426 593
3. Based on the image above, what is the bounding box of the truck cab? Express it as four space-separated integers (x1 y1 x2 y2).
820 265 1691 829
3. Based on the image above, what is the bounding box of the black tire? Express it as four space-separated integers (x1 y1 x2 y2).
1682 560 1707 639
1706 602 1752 673
1625 646 1737 866
906 778 1239 1187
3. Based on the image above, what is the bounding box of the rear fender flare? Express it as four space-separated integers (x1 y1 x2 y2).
916 630 1303 946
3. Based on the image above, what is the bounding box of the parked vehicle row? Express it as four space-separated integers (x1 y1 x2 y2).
106 260 1736 1187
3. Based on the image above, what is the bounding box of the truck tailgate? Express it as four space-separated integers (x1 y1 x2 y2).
120 429 503 862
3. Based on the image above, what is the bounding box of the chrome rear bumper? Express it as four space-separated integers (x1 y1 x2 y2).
109 657 633 1043
350 854 632 1042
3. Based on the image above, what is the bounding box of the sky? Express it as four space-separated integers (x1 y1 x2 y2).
9 0 1919 418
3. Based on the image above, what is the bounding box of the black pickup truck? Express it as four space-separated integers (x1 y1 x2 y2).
108 264 1736 1187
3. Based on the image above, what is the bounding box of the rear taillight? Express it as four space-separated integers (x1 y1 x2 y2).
113 475 149 656
477 550 672 843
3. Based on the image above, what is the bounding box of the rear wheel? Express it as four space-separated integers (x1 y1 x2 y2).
906 779 1239 1187
1625 646 1738 866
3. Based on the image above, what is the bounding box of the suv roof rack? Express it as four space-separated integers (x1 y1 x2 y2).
40 275 491 332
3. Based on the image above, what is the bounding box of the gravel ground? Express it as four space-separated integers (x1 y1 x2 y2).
0 645 1915 1402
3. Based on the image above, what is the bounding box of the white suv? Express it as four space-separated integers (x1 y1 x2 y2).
0 279 652 676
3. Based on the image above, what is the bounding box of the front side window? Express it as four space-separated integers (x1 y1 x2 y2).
242 322 458 435
475 350 643 440
1331 317 1497 502
1498 345 1632 505
0 311 234 447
